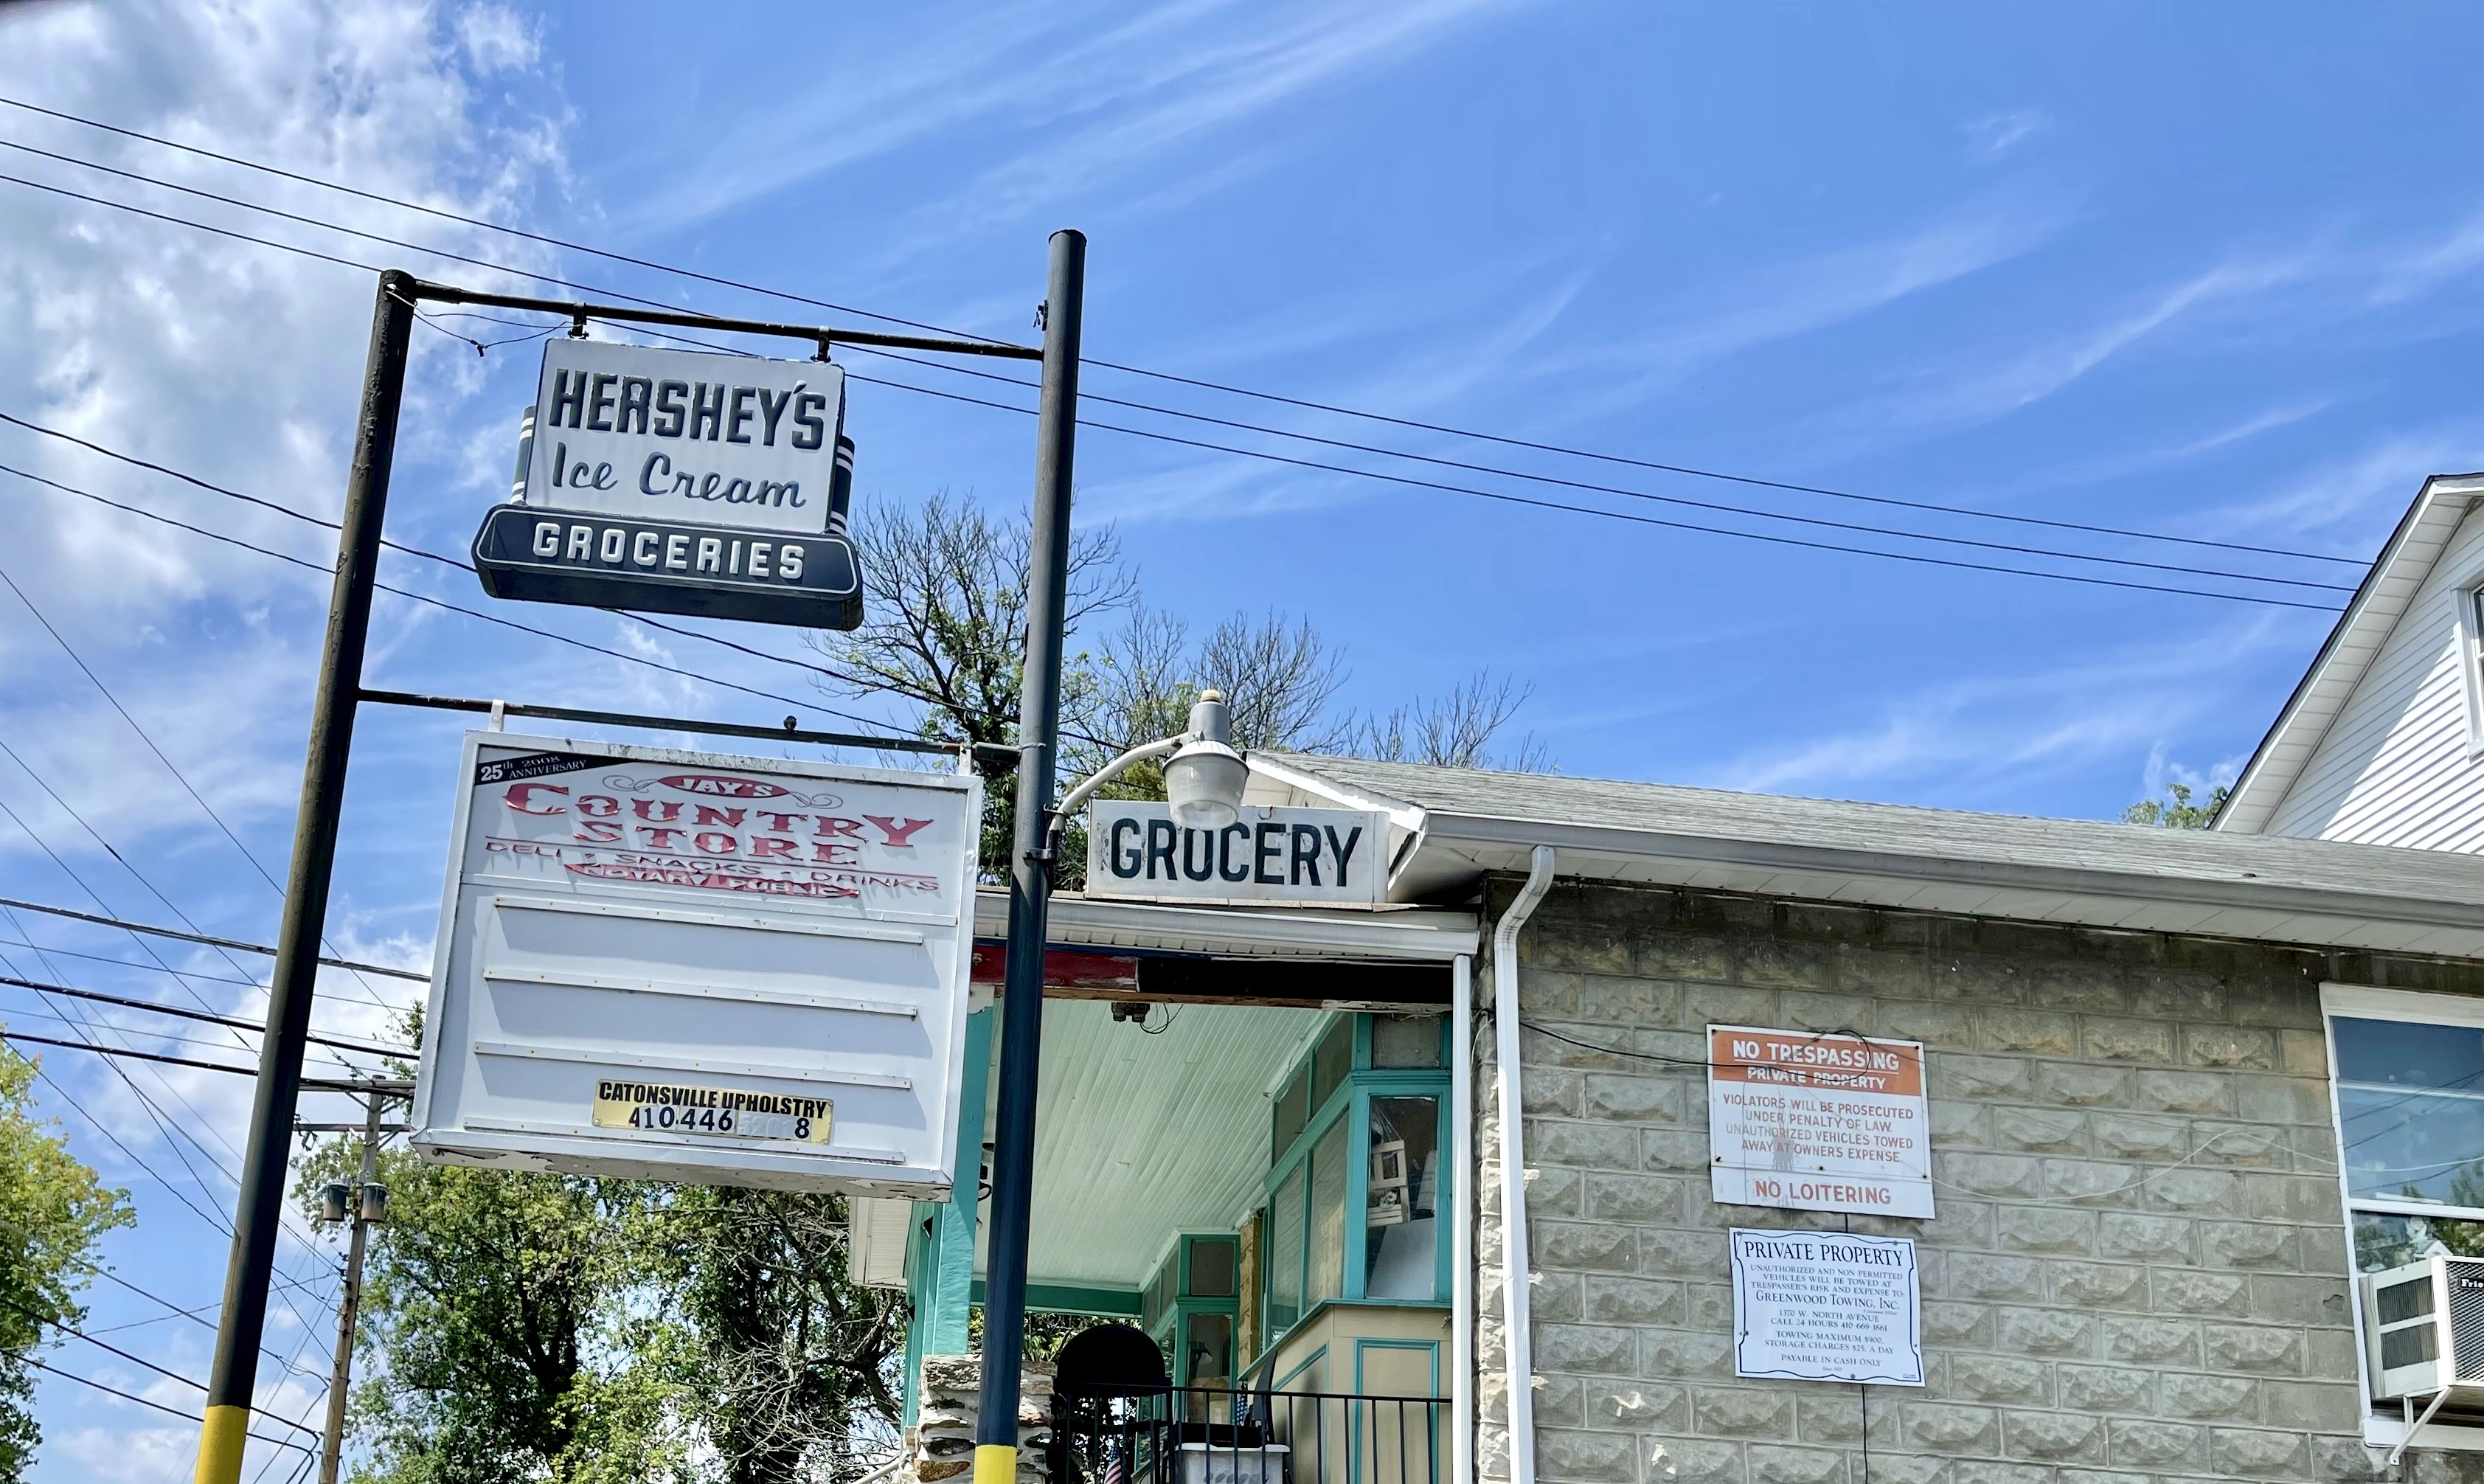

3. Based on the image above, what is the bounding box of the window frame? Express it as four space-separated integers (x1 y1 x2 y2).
1255 1013 1453 1363
2322 982 2484 1454
2457 580 2484 759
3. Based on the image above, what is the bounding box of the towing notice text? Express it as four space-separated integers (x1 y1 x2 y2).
1707 1024 1933 1218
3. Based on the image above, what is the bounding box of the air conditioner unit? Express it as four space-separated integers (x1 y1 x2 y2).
2364 1255 2484 1404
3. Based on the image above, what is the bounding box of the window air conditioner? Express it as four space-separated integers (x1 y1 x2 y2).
2365 1255 2484 1406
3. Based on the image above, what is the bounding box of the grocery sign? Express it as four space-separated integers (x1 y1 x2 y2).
471 339 864 629
1083 802 1390 905
1707 1024 1933 1218
409 732 981 1196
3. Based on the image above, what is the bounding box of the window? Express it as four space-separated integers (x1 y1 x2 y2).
1366 1095 1441 1300
2463 586 2484 756
2324 985 2484 1453
1257 1014 1452 1359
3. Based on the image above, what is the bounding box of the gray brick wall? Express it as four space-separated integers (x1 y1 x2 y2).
1472 879 2484 1484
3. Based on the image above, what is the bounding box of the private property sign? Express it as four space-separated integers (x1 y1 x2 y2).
1707 1024 1933 1218
1730 1228 1923 1386
1083 802 1389 905
410 732 980 1196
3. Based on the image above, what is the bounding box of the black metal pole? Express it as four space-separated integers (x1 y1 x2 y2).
974 229 1085 1484
194 269 414 1484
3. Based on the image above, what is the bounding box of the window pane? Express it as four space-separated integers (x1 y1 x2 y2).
1372 1014 1444 1069
2354 1210 2484 1273
1366 1095 1442 1300
1311 1018 1353 1114
1269 1166 1304 1333
2335 1016 2484 1203
1309 1117 1348 1303
1190 1237 1237 1298
1184 1313 1234 1390
1272 1064 1308 1159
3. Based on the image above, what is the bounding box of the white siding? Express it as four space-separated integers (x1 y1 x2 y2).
2267 505 2484 850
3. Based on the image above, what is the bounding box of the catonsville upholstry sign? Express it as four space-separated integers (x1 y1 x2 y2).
410 732 979 1196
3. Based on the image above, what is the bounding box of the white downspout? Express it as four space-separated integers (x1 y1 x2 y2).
1451 952 1476 1484
1493 845 1555 1484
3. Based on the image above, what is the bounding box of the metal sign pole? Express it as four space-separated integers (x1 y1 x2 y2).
194 268 414 1484
974 228 1085 1484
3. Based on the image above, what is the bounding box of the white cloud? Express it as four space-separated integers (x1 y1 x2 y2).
1966 108 2047 159
1709 612 2313 808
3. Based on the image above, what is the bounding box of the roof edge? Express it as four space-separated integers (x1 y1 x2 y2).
2216 472 2484 833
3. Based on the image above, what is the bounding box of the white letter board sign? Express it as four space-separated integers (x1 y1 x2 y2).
1708 1024 1933 1218
1730 1227 1923 1386
1083 802 1388 905
410 732 979 1197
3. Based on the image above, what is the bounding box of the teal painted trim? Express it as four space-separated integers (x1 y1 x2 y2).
1351 1337 1440 1394
967 1279 1142 1317
923 1007 993 1356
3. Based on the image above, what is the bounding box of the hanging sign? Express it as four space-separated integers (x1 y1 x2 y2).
1708 1024 1932 1218
410 732 980 1197
1730 1228 1923 1385
471 339 864 629
1083 802 1389 905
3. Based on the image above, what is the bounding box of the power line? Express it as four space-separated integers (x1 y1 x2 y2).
0 131 2367 597
1 1028 399 1092
0 414 932 735
839 342 2358 594
844 365 2350 613
0 971 409 1058
0 1286 323 1440
23 1355 317 1454
0 162 2334 611
0 558 400 1008
0 893 423 982
0 458 904 734
0 92 2366 569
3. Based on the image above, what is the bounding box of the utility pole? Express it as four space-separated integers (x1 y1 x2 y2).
316 1092 387 1484
974 228 1085 1484
195 269 414 1484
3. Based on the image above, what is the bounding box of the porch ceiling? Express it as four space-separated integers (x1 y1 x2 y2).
976 996 1314 1294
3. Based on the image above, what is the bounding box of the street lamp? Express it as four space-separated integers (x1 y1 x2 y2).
1045 689 1250 859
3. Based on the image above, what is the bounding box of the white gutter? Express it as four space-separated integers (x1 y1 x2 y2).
1450 952 1475 1484
1493 845 1555 1484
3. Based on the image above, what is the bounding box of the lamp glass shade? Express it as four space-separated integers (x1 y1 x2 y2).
1165 743 1247 831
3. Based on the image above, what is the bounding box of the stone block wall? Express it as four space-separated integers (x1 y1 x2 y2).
1471 878 2484 1484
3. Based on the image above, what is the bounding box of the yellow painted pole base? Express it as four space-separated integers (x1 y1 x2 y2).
973 1443 1018 1484
193 1405 250 1484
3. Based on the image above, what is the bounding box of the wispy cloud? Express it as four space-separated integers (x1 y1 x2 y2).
1707 612 2310 808
1966 108 2047 159
1529 199 2072 416
620 0 1524 245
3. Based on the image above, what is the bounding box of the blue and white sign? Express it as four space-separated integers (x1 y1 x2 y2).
1730 1227 1923 1386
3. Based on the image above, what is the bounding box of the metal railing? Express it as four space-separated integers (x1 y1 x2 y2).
1052 1384 1446 1484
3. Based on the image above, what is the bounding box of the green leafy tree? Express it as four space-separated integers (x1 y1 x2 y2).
296 1137 690 1484
656 1187 907 1484
2122 781 2230 828
0 1041 133 1481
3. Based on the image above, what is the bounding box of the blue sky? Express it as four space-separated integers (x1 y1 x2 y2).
1 1 2480 1476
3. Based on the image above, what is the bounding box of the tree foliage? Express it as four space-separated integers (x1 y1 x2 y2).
0 1041 132 1482
2121 781 2228 828
808 495 1550 876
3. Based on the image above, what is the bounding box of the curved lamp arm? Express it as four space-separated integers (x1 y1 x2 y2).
1039 734 1186 864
